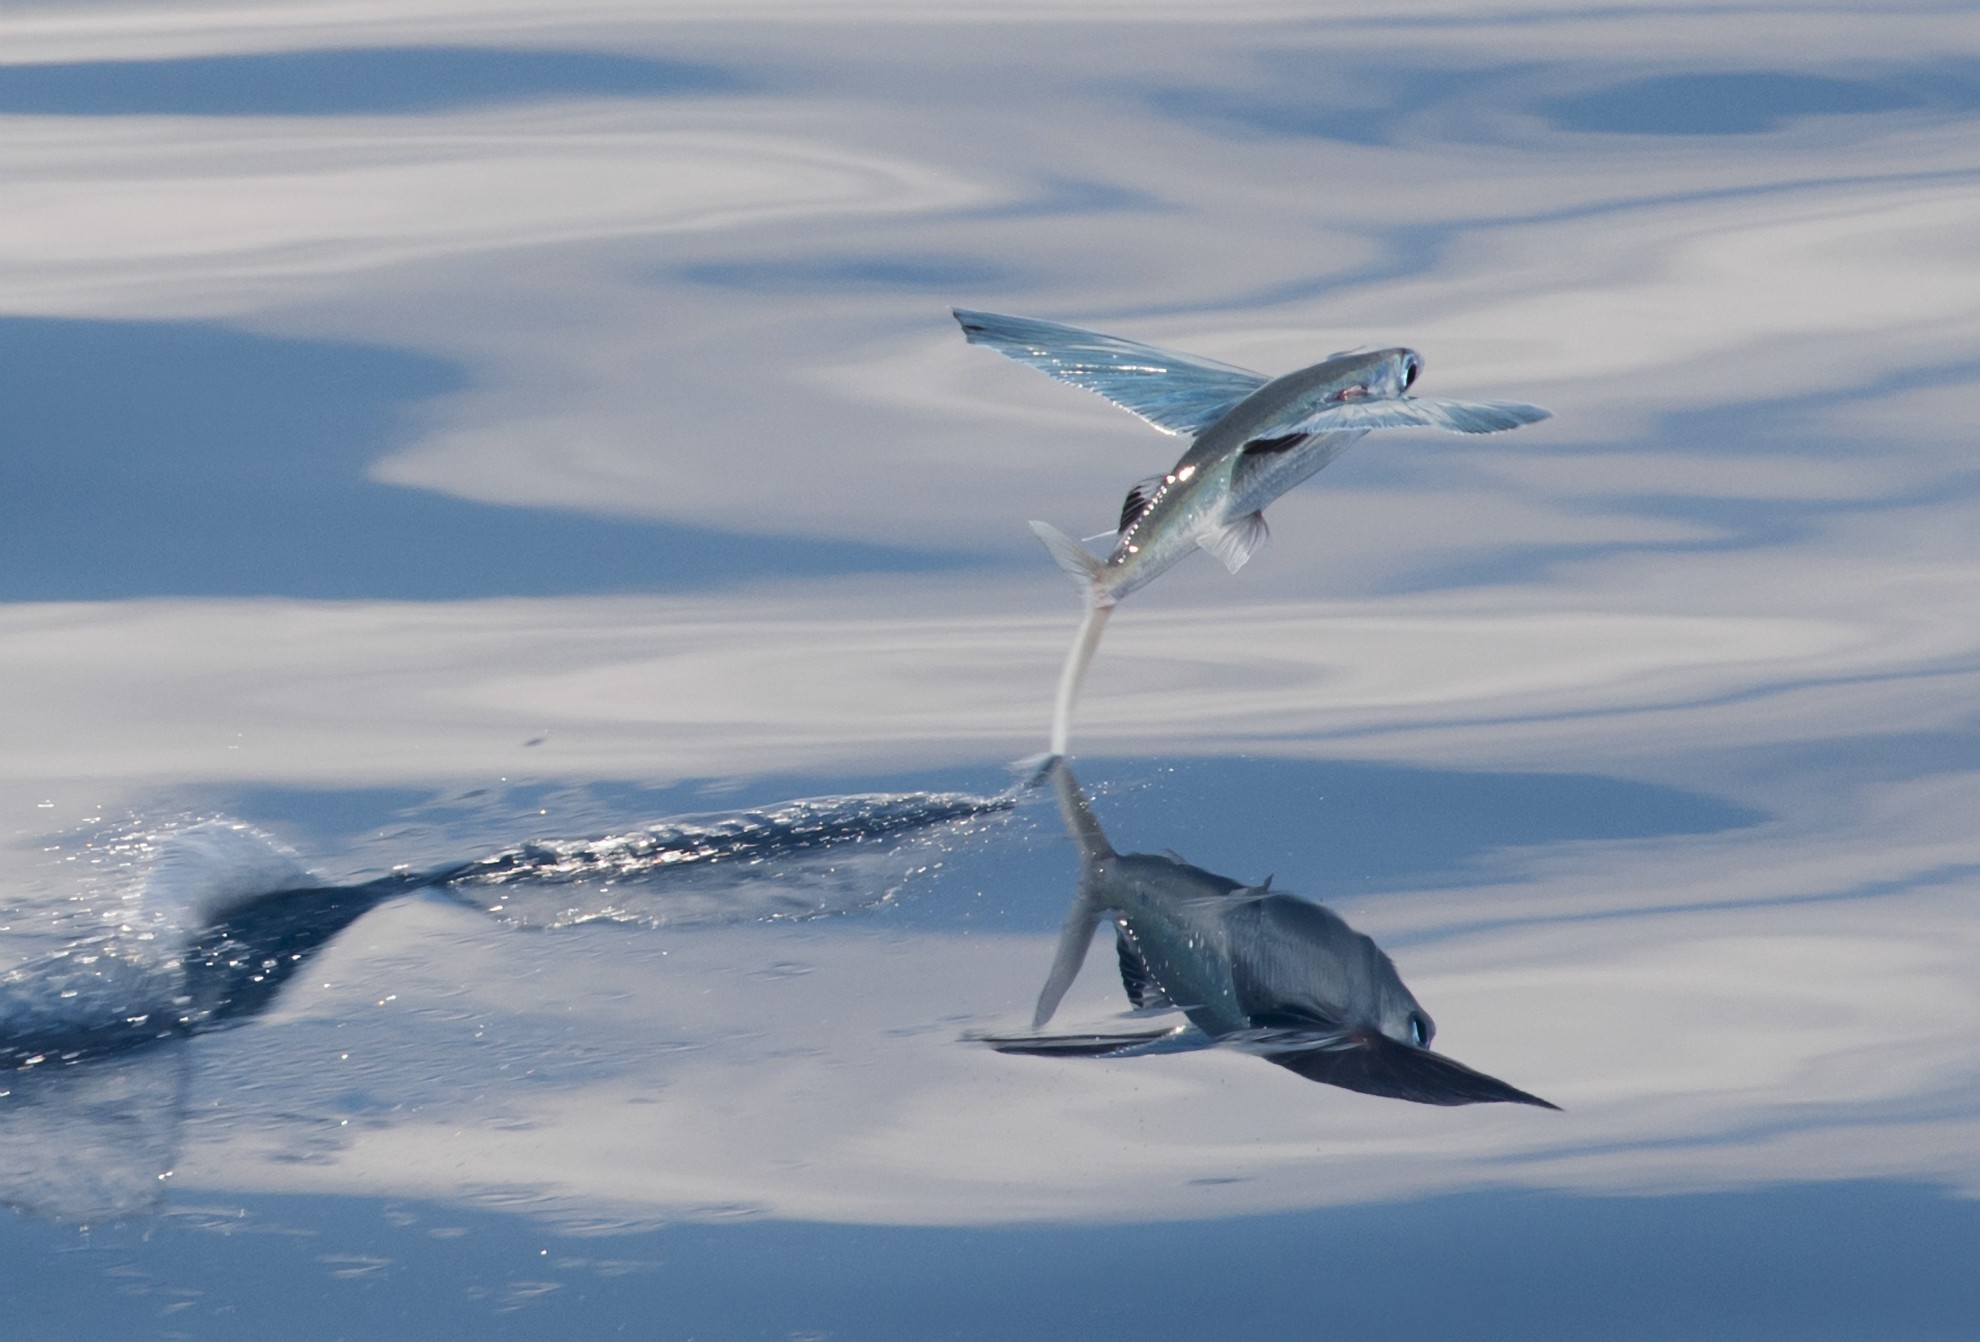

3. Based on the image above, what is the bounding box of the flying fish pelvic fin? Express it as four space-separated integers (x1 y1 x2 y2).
1197 511 1269 574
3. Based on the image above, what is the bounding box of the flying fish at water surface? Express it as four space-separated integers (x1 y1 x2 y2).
952 309 1552 756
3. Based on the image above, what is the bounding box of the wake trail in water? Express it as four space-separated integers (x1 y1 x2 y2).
0 787 1015 1222
423 790 1019 928
0 787 1019 1073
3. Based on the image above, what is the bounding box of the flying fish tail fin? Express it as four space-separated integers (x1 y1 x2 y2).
1028 520 1107 593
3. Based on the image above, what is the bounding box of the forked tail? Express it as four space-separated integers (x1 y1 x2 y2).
1028 521 1114 757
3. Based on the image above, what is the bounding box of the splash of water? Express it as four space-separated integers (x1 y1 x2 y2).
0 789 1017 1071
435 790 1016 928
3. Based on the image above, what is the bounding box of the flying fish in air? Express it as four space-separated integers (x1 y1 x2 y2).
953 309 1551 756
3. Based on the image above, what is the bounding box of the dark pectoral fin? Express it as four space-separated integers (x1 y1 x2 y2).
1244 1029 1559 1108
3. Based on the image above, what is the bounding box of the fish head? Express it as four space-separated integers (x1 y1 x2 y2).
1382 999 1437 1050
1266 348 1425 426
1360 936 1435 1048
1322 347 1421 401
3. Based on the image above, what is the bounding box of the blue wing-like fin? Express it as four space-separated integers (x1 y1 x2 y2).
1285 396 1552 436
969 1023 1210 1058
1232 1027 1560 1108
954 309 1269 437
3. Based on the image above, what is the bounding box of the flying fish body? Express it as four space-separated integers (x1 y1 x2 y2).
952 309 1551 756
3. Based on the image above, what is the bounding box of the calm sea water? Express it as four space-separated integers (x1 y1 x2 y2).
4 4 1980 1337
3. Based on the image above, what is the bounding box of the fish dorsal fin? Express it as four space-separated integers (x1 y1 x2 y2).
1116 927 1174 1011
1196 510 1269 574
954 309 1270 437
1118 475 1165 534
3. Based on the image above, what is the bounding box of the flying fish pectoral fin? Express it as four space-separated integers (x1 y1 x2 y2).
1197 511 1269 574
1233 1027 1559 1108
953 309 1270 437
969 1023 1209 1058
1285 397 1552 436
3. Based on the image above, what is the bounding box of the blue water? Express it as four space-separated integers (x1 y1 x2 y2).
0 47 744 117
3 1181 1973 1342
1152 61 1980 144
1539 71 1922 136
1148 65 1500 146
204 754 1757 905
0 318 967 599
6 11 1979 1339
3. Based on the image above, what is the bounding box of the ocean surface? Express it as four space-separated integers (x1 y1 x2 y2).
4 2 1979 1337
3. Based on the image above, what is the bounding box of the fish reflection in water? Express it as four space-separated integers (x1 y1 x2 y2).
954 310 1550 755
978 763 1556 1109
0 788 1012 1220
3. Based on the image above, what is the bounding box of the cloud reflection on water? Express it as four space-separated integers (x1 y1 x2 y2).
0 0 1977 1257
0 316 964 600
133 757 1979 1225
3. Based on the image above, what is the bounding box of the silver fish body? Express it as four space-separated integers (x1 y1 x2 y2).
1097 347 1411 603
954 310 1545 601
